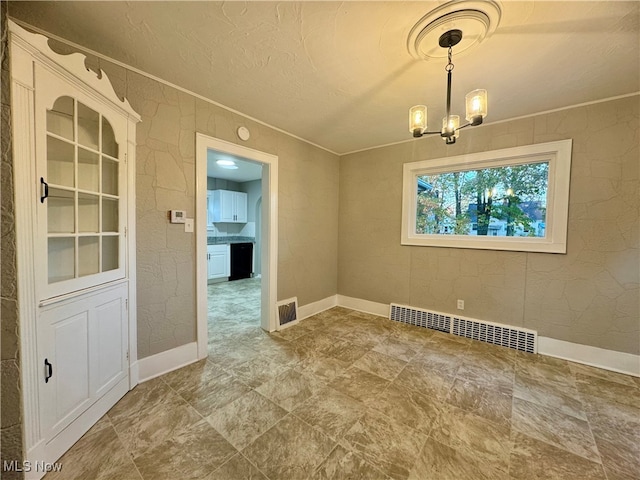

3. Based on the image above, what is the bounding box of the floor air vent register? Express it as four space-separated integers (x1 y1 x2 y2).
277 297 299 328
389 303 537 354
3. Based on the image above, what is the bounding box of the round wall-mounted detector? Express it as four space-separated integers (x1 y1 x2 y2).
237 126 250 141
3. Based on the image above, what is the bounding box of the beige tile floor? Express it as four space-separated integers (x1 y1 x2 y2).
45 277 640 480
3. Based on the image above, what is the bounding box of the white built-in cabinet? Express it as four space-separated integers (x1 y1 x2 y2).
207 244 230 280
10 21 140 474
211 189 247 223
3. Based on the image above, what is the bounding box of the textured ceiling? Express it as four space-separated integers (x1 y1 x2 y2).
8 1 640 154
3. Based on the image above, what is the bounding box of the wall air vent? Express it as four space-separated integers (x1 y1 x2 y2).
452 317 536 353
390 304 450 333
277 297 299 329
389 303 537 354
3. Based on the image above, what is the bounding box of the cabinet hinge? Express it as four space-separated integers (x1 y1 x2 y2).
125 298 128 310
124 226 127 237
126 350 129 361
124 153 128 164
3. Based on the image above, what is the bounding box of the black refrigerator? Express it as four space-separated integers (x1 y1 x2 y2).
229 242 253 281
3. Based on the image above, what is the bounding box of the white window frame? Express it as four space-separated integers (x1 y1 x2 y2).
401 139 572 253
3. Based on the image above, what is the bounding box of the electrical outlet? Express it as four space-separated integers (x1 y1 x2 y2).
457 299 464 310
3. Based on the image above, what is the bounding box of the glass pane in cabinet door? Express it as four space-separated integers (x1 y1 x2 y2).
47 136 75 187
46 96 74 141
78 193 99 233
102 117 119 158
77 102 99 150
78 148 99 192
78 236 100 277
102 198 119 232
102 157 118 195
47 188 75 234
48 237 75 283
102 236 119 272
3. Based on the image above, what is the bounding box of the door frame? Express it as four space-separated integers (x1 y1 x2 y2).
195 133 278 359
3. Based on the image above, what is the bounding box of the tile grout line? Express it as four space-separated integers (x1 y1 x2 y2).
108 422 146 480
510 400 606 468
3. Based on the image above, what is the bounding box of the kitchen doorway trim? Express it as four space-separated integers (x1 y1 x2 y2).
195 133 278 359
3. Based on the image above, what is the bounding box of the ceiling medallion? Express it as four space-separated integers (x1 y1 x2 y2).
407 0 501 60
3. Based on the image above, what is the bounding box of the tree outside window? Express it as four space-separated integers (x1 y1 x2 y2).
416 162 549 238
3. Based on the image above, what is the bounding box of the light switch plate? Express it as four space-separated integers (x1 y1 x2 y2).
184 218 194 233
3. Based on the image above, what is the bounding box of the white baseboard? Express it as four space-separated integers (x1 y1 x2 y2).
129 360 139 388
24 440 46 480
298 295 337 320
337 295 389 317
538 337 640 378
136 341 199 383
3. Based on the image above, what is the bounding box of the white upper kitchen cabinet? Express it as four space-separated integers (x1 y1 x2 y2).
211 189 247 223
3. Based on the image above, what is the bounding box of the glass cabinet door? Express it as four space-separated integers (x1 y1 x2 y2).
45 96 122 287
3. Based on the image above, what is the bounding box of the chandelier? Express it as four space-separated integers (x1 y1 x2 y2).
409 29 487 143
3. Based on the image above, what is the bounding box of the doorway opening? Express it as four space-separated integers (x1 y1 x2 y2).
195 133 278 360
207 156 262 344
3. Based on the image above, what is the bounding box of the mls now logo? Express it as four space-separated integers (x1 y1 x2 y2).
3 460 63 473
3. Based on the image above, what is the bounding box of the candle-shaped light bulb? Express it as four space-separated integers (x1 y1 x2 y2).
465 89 488 124
441 115 460 139
409 105 427 136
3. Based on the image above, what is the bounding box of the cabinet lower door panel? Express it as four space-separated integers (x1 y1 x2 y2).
39 283 128 441
211 253 227 278
51 312 91 435
94 295 127 398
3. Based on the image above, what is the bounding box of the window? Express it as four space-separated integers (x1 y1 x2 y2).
401 140 572 253
45 96 123 287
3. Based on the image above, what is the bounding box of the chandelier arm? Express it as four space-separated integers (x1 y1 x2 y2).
456 122 475 130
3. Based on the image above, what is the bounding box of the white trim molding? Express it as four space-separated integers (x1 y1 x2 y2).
11 38 41 455
136 342 199 383
336 295 389 318
538 337 640 378
298 295 337 321
9 21 139 120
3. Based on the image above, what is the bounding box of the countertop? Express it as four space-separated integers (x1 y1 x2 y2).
207 236 255 245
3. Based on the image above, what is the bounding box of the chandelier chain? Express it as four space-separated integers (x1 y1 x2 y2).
445 46 454 72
